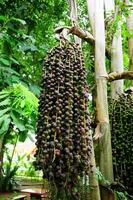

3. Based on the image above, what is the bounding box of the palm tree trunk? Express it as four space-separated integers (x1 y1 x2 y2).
89 133 101 200
87 1 114 199
69 1 100 199
104 0 124 98
94 0 113 187
86 0 95 34
111 24 124 98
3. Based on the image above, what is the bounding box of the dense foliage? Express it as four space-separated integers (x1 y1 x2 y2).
0 0 68 191
0 83 38 191
0 0 132 198
0 0 68 89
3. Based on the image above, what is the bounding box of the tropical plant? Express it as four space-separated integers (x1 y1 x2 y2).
1 152 19 192
0 83 38 191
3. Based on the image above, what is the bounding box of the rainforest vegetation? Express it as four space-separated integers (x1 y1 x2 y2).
0 0 133 200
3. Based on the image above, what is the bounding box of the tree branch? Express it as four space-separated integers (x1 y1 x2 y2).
55 26 111 59
107 71 133 82
69 26 95 44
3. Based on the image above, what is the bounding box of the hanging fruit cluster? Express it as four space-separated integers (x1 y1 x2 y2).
34 40 92 199
110 91 133 195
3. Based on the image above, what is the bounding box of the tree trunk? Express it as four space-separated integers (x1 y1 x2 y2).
111 24 124 98
86 1 102 200
125 0 133 84
89 133 101 200
104 0 114 13
104 0 124 98
94 0 113 189
69 1 100 199
87 0 114 199
86 0 95 34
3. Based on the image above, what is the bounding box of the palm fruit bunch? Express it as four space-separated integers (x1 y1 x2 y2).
110 91 133 195
34 40 92 199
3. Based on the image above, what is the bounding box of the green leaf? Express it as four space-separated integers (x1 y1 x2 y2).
0 15 6 22
0 98 10 107
0 58 10 66
29 84 40 96
0 108 10 117
0 117 11 136
0 93 9 100
10 57 19 65
20 100 25 108
72 187 78 193
6 75 20 85
0 114 10 125
19 131 27 142
10 18 26 25
0 67 19 75
20 44 38 52
11 112 25 131
30 44 38 51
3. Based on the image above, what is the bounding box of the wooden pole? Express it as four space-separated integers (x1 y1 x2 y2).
94 0 113 185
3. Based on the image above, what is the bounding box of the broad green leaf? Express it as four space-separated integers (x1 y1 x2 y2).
0 117 11 136
0 114 10 125
11 112 25 131
0 98 10 107
0 58 10 66
0 108 10 117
